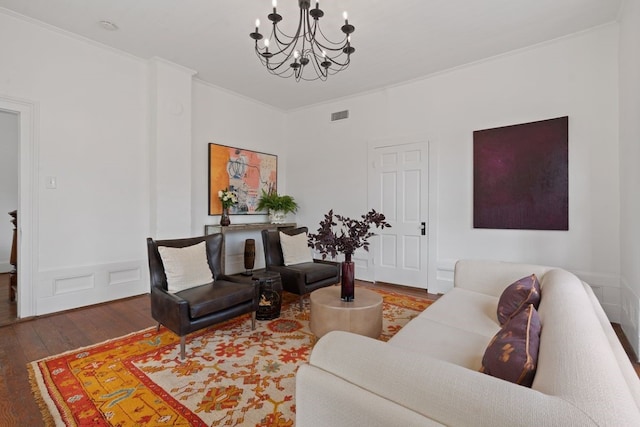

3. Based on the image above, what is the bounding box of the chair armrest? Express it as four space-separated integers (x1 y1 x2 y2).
296 364 436 427
313 259 341 277
150 287 191 335
313 259 340 267
265 265 307 295
218 274 250 283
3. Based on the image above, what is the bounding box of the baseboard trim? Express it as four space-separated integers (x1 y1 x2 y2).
620 277 640 362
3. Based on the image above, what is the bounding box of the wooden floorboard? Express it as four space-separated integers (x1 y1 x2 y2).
0 277 638 426
0 273 17 327
0 292 153 426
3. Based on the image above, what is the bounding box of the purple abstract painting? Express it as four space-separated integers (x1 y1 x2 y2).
473 116 568 230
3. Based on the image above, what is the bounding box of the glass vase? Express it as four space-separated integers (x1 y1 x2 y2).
341 260 355 301
220 207 231 226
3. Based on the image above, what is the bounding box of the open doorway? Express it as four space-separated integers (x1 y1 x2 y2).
0 109 19 325
0 95 36 323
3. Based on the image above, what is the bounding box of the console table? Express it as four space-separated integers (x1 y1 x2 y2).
204 222 296 236
204 222 296 274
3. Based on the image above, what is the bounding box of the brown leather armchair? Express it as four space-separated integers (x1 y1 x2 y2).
147 233 260 359
261 227 340 310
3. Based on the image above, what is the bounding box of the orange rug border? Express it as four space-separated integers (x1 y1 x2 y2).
28 286 433 426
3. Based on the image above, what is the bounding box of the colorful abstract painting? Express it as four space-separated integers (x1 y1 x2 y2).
473 116 569 230
208 144 277 215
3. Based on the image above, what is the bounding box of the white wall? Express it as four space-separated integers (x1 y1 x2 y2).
0 10 289 316
0 8 629 327
286 25 622 319
0 12 150 315
0 110 19 272
619 0 640 359
192 81 287 273
149 58 196 239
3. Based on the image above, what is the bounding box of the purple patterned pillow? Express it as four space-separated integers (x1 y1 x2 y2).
497 274 541 325
481 304 541 387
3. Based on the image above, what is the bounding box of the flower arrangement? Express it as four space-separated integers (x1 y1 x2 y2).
218 188 238 209
308 209 391 262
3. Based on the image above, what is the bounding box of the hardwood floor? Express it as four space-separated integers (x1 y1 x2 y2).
0 292 154 426
0 278 638 426
0 273 17 327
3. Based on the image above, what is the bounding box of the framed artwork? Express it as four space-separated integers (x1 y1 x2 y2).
208 143 277 215
473 116 569 230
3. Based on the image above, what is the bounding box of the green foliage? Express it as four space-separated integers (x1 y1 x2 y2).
256 190 299 214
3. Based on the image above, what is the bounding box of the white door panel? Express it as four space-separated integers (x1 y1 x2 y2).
369 141 429 288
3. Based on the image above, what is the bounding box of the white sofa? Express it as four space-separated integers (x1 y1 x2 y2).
296 260 640 426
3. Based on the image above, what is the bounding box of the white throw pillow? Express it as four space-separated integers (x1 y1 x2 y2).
280 231 313 266
158 241 214 293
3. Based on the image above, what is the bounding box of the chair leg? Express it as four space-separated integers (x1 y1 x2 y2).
251 311 256 330
180 336 186 360
156 322 161 332
299 295 304 311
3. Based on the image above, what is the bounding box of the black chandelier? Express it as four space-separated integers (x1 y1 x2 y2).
249 0 355 81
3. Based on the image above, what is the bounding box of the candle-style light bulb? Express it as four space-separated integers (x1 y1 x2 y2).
294 50 300 59
343 11 348 23
272 0 277 12
255 19 260 28
264 39 270 50
322 50 327 58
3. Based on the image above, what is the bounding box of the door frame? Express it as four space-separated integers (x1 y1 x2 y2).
0 96 38 318
367 135 438 291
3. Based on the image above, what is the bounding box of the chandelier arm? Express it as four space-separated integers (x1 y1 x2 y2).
250 2 354 81
301 60 327 81
309 47 329 79
271 8 304 50
316 25 349 46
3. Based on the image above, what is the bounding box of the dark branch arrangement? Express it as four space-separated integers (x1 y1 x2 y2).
308 209 391 262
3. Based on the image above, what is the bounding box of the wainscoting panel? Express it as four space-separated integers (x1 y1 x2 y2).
36 260 149 316
108 267 141 286
621 278 640 362
53 274 94 294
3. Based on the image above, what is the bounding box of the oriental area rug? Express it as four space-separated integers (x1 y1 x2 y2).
29 287 432 427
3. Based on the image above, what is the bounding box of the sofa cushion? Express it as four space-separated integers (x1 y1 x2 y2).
280 231 313 265
389 317 495 370
497 274 541 325
177 281 256 318
157 241 214 293
414 288 501 338
481 304 541 387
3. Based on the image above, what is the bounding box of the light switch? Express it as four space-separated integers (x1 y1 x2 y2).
46 176 57 189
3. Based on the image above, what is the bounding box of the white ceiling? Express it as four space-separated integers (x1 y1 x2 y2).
0 0 623 111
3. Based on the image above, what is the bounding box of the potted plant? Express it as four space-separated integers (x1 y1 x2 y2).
308 209 391 301
256 189 299 224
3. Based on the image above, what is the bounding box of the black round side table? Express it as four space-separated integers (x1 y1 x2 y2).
254 271 283 320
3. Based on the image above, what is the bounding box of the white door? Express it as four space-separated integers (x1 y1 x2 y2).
368 141 429 288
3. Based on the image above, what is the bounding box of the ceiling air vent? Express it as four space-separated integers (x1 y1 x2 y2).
331 110 349 121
